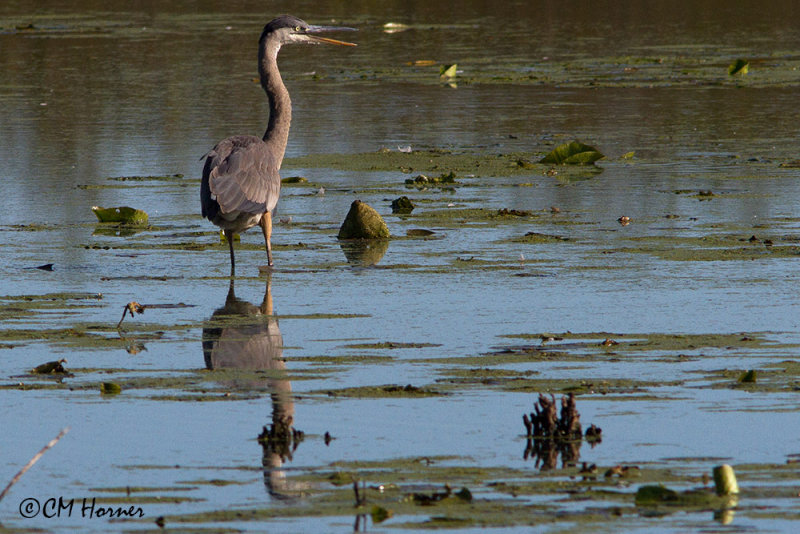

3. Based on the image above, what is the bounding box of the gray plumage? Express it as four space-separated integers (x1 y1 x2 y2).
200 15 356 273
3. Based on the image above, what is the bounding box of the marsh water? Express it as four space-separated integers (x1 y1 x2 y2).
2 1 800 532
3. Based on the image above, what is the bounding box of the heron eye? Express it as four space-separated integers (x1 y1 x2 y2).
294 25 302 32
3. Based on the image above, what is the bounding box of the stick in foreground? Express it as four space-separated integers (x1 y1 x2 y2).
0 427 70 503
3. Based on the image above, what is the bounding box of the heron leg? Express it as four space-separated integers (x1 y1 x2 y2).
224 229 236 275
259 211 273 266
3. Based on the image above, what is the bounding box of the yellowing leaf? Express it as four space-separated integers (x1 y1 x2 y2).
728 59 749 76
440 64 457 78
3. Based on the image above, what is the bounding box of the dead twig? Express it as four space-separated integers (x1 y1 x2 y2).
0 427 70 503
117 301 195 328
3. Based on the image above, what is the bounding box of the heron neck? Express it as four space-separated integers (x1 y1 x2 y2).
259 41 291 163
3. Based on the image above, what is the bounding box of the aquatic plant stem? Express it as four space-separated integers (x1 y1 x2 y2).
0 427 70 503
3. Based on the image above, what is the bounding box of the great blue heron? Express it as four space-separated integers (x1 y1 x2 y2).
200 15 356 273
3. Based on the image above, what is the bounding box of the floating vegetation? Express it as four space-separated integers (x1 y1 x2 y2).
91 206 149 225
106 174 184 182
343 341 441 350
728 59 749 76
285 150 546 177
321 384 444 398
404 171 458 188
439 64 458 79
506 231 570 244
101 382 122 395
390 196 415 214
540 141 605 165
738 369 757 383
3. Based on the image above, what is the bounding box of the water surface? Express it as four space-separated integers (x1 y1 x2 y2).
1 1 800 532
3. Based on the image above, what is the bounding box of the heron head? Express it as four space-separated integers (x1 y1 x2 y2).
261 15 357 47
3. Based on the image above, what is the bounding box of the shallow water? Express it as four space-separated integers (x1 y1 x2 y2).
1 1 800 532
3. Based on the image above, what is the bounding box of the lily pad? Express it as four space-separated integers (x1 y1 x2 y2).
101 382 122 395
540 141 605 165
91 206 149 225
440 64 458 78
728 59 749 76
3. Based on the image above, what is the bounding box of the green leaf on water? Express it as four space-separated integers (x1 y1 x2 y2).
728 59 749 76
738 369 757 383
635 485 679 505
370 505 393 523
101 382 122 395
440 64 457 78
540 141 605 165
92 206 149 225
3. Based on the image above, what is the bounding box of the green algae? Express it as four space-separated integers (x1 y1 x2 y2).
618 234 800 261
499 332 777 353
146 454 788 530
319 384 445 398
0 292 103 320
436 375 677 396
92 206 149 225
691 360 800 393
105 174 185 182
540 140 605 165
411 207 546 226
343 341 441 350
284 149 566 177
503 231 571 244
91 485 199 493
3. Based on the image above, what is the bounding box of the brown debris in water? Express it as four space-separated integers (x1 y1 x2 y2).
117 301 195 328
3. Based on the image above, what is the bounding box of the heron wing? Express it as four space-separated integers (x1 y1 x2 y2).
201 135 281 218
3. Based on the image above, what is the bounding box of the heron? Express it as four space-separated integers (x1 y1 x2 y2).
200 15 356 273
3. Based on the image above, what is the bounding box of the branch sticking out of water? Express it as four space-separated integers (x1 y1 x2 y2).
0 427 70 503
523 393 602 470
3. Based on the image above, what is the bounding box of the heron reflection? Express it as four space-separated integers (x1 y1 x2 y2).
202 277 303 499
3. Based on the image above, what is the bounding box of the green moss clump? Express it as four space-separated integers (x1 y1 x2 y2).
338 200 390 239
391 196 415 214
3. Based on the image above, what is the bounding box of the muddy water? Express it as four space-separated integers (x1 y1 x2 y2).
2 1 800 532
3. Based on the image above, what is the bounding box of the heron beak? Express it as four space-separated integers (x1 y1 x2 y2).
304 25 358 46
